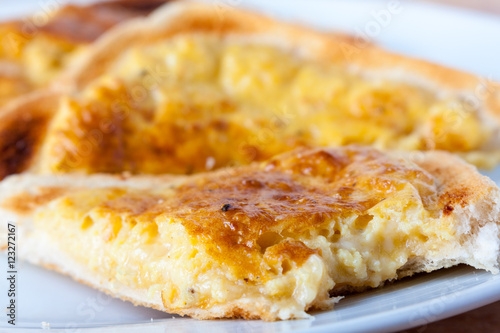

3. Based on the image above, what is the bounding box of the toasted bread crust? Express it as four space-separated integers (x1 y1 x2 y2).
404 151 500 272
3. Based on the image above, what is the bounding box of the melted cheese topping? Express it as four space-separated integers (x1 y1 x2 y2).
34 146 456 319
39 34 492 174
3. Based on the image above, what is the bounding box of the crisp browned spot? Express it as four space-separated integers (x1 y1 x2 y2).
443 204 454 216
439 191 470 214
2 187 68 214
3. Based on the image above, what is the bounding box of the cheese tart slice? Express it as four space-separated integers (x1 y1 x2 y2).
0 0 170 107
1 146 499 320
1 1 500 181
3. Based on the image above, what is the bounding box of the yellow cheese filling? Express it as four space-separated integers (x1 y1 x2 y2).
38 34 493 174
33 147 456 318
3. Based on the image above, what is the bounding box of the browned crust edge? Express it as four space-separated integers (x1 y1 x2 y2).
0 90 62 180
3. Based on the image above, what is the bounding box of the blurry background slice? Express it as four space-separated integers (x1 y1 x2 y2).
0 0 170 107
1 1 500 181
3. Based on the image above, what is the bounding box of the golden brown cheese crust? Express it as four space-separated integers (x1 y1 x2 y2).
6 146 436 279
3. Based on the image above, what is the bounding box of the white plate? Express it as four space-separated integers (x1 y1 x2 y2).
1 0 500 332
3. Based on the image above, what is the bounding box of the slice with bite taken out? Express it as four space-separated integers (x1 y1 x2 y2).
1 145 499 320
